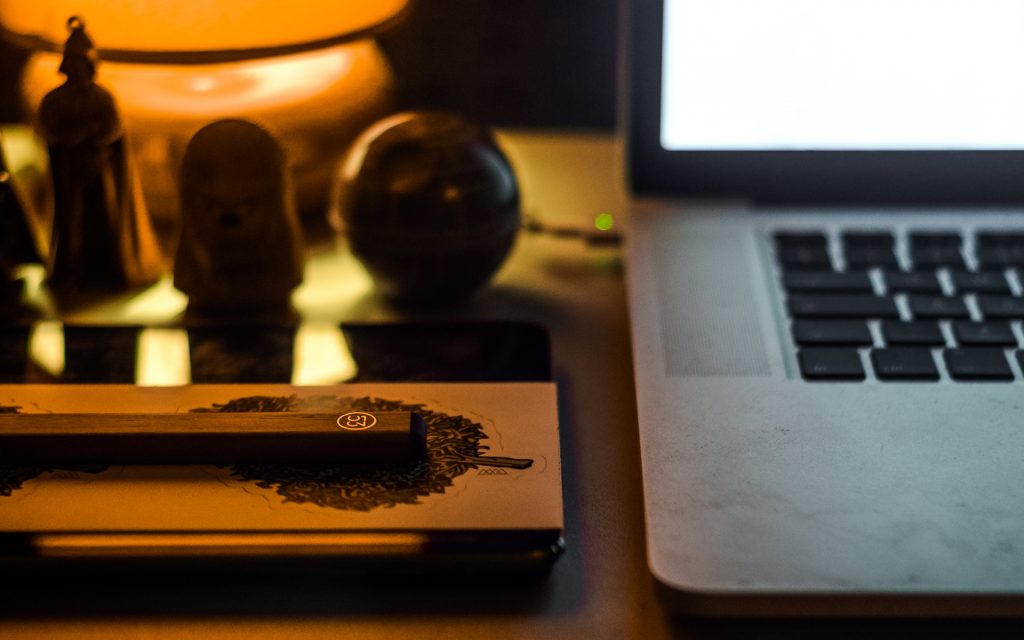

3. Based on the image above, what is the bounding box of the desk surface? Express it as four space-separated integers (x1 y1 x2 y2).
2 132 1022 639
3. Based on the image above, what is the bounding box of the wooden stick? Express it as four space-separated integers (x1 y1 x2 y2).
0 411 426 465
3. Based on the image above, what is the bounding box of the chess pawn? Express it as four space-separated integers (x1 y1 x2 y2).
37 17 163 301
174 119 305 320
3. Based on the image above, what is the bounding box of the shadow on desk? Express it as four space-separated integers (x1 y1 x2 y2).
6 577 1024 640
667 615 1024 639
0 570 560 620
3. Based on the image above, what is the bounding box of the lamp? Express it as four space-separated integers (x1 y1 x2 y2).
0 1 410 227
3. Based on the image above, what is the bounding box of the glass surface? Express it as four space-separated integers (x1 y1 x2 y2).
10 321 551 385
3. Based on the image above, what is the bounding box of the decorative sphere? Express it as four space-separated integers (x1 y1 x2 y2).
332 111 520 305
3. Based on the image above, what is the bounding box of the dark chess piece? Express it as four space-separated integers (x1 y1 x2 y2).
38 16 163 303
332 111 520 306
174 119 305 321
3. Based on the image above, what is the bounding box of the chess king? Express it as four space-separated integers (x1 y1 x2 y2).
38 17 163 298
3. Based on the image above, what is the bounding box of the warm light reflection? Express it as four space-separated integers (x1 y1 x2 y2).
135 48 351 115
22 246 374 384
52 276 188 326
28 322 360 386
341 111 420 182
136 327 190 386
292 321 358 385
188 75 217 93
0 125 46 175
291 242 375 320
34 532 429 556
29 320 63 377
29 46 354 116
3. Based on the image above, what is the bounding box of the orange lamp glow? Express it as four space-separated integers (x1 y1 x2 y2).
0 1 408 61
2 1 409 225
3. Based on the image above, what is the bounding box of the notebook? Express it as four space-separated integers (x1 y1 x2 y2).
0 322 563 577
625 0 1024 616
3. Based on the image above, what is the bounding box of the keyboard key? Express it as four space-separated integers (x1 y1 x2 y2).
793 320 873 346
976 295 1024 319
976 231 1024 248
950 270 1011 294
907 295 970 319
944 348 1013 381
798 348 865 380
788 294 899 318
844 246 899 268
975 233 1024 268
884 270 942 293
909 231 962 248
908 232 963 269
840 232 893 261
976 247 1024 268
910 246 965 269
841 232 894 248
880 320 945 346
871 348 939 381
775 232 831 268
775 232 827 248
778 246 831 268
952 321 1017 346
783 270 873 293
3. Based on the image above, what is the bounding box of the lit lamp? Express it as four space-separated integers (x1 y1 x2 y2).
0 1 409 225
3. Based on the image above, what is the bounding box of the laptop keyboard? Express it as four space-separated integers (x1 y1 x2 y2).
774 229 1024 382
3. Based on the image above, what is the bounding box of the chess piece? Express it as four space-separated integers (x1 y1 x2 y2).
174 119 305 321
37 17 163 301
332 111 520 306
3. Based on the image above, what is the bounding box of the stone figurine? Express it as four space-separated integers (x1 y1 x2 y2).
37 17 163 301
174 119 305 320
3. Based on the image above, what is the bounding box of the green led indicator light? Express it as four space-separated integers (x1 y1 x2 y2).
594 213 614 231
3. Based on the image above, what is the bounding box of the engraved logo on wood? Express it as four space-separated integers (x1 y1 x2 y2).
336 411 377 431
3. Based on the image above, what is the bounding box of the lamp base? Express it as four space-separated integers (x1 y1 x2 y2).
22 39 395 239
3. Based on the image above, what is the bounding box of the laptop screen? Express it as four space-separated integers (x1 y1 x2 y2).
661 0 1024 151
629 0 1024 203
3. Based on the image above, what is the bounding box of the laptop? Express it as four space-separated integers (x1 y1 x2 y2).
625 0 1024 616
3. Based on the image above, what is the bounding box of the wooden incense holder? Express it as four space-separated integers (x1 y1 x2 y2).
0 411 426 466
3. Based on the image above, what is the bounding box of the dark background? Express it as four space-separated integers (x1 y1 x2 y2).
0 1 619 130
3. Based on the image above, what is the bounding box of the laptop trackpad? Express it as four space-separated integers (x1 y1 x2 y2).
651 221 771 377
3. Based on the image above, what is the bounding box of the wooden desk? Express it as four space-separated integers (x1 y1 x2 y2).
1 133 1020 639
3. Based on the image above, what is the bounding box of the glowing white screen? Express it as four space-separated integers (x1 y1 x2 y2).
661 0 1024 150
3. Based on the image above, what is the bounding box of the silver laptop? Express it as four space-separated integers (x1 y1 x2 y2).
625 0 1024 616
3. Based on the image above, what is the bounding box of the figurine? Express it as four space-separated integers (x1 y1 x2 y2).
174 119 305 320
37 17 163 300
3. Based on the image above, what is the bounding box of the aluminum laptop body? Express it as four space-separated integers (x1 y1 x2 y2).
625 0 1024 616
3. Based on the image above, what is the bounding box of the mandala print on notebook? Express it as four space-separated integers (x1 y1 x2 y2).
193 395 534 511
